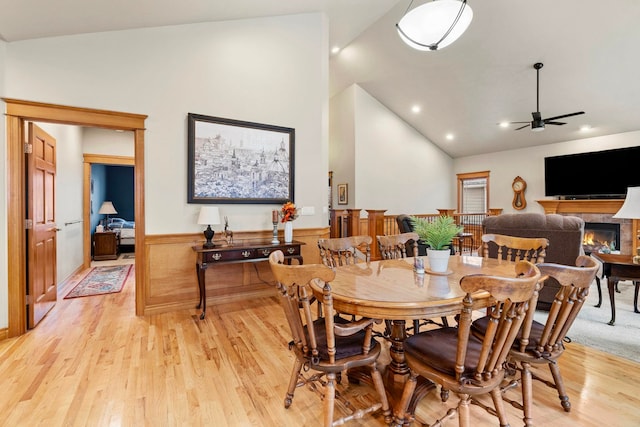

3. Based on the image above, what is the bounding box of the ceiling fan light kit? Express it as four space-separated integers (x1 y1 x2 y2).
510 62 585 132
396 0 473 51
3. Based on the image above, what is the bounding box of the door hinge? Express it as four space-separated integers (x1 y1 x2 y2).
24 142 33 154
25 219 33 229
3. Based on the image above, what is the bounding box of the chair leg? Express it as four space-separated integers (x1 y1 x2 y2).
370 364 392 423
594 276 602 307
385 319 393 337
549 362 571 412
392 371 418 427
324 372 336 427
285 358 303 408
489 388 511 427
634 281 639 313
458 394 471 427
413 319 421 334
520 361 534 427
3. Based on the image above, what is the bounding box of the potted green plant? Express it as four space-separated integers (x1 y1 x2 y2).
411 215 464 272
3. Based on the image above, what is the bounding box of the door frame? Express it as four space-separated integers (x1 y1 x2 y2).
83 154 135 267
4 98 147 337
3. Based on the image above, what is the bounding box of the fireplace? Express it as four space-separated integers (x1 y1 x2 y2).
583 222 620 254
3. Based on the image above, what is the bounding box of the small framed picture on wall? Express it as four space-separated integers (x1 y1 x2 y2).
337 183 348 205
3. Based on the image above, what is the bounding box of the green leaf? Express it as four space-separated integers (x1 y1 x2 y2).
410 215 464 250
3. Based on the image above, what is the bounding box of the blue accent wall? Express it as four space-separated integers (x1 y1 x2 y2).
90 165 134 234
106 166 134 220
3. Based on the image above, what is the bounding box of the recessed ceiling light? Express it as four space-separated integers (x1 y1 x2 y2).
499 121 509 128
580 125 592 132
411 105 421 113
445 133 454 140
331 46 341 54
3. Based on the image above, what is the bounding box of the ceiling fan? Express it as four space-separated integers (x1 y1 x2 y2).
509 62 584 131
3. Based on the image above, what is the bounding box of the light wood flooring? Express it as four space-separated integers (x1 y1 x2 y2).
0 265 639 426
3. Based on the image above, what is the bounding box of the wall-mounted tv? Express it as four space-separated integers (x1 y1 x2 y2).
544 146 640 199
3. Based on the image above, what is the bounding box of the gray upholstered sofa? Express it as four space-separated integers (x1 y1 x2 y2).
482 213 585 310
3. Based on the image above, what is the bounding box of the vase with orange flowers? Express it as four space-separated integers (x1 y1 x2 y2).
280 201 298 242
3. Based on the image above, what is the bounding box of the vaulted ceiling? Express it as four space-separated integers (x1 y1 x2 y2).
3 0 639 157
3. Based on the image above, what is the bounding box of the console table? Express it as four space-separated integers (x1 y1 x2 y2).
192 239 304 319
591 252 640 325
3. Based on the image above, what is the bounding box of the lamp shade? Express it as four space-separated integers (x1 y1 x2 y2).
98 201 118 215
613 187 640 219
396 0 473 51
197 206 221 225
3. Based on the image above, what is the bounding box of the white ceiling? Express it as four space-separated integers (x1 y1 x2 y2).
2 0 639 158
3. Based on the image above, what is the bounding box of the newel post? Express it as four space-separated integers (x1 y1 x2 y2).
366 210 387 260
346 209 362 236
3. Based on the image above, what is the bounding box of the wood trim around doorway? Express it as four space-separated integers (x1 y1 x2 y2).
83 154 135 268
3 98 147 338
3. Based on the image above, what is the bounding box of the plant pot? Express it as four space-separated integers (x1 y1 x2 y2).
427 248 450 273
284 221 294 243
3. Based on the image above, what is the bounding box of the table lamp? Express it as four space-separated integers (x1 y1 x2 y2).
98 201 118 229
197 206 221 248
613 186 640 262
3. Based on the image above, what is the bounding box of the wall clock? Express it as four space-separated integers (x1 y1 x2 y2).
512 176 527 210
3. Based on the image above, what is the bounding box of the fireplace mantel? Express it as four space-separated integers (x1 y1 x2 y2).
536 199 623 214
537 199 638 255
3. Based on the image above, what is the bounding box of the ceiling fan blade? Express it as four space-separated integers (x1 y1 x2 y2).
543 111 585 122
509 121 530 124
546 121 566 126
514 124 530 131
532 111 542 121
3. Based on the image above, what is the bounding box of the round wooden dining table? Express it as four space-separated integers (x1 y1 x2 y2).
309 255 518 411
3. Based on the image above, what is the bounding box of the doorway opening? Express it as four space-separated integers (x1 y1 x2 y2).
4 98 147 337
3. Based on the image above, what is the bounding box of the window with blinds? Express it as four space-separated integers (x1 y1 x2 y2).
457 171 489 214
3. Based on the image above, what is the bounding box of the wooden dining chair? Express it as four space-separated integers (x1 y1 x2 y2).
376 232 419 260
377 232 449 333
472 255 599 427
317 236 372 319
481 233 549 263
268 250 391 427
318 235 372 268
391 260 541 427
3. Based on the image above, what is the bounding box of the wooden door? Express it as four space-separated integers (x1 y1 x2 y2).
27 123 58 328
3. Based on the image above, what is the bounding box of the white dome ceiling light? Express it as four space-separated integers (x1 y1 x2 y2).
396 0 473 51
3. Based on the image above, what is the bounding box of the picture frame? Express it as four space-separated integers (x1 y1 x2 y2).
187 113 295 204
337 183 348 205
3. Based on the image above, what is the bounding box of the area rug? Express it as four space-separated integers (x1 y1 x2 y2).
534 279 640 363
64 264 133 299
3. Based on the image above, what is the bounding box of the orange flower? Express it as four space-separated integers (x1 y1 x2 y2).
280 201 298 223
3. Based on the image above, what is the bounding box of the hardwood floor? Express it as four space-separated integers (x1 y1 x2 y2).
0 267 639 426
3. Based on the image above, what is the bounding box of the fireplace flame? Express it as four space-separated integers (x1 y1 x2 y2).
583 232 594 245
583 231 611 250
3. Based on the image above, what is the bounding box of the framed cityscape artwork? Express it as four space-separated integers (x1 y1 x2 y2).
187 113 295 204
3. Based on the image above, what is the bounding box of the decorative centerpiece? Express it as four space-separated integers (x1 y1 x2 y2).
411 215 463 273
280 201 298 243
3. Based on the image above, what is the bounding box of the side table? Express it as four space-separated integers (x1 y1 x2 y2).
93 231 120 260
590 252 640 325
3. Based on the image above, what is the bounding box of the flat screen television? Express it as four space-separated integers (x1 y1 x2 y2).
544 146 640 198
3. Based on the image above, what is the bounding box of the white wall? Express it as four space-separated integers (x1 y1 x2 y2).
329 85 356 208
330 84 455 215
0 13 329 329
37 123 85 283
83 128 135 157
454 130 640 214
